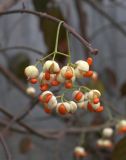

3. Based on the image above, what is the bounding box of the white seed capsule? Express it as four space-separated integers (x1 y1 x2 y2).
24 65 39 78
102 128 113 138
56 72 65 83
74 68 83 78
75 60 89 72
88 90 101 101
77 101 88 110
116 120 126 129
69 101 77 113
103 140 112 148
40 91 53 98
26 87 36 96
97 139 104 147
43 60 60 73
60 66 75 78
47 96 57 109
74 146 86 157
72 91 84 102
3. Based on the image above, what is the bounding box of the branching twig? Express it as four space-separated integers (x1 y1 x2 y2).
0 106 59 139
0 9 98 55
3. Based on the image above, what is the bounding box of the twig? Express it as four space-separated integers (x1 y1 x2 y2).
0 134 12 160
0 9 98 55
0 106 59 139
74 0 89 57
0 64 27 96
0 46 44 56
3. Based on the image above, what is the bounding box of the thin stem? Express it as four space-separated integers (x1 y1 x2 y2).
53 21 64 60
66 31 71 64
57 52 70 57
39 52 54 62
79 133 85 146
54 21 64 52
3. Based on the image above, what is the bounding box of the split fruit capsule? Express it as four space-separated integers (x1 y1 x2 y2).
24 65 39 84
43 60 60 73
56 102 71 115
116 120 126 134
72 90 84 102
74 146 87 158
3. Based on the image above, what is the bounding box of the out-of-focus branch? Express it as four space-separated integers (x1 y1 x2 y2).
0 64 41 122
0 106 59 139
74 0 88 40
0 9 98 55
0 134 12 160
75 0 89 57
90 21 126 41
0 0 22 12
0 64 27 95
0 46 44 56
83 0 126 37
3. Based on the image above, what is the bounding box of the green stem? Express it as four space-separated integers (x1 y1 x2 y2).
57 51 70 57
53 21 64 60
66 31 71 64
39 52 54 62
79 133 85 146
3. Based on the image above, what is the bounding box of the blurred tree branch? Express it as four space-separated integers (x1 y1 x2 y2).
0 64 27 96
83 0 126 37
0 134 12 160
0 9 98 55
0 46 44 56
74 0 89 57
0 106 59 139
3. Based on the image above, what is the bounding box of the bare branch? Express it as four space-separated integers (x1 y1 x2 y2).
0 46 44 56
0 106 59 139
0 9 98 55
0 134 12 160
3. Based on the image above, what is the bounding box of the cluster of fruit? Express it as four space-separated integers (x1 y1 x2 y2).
38 88 103 115
24 58 95 90
96 120 126 149
24 57 104 115
97 127 113 149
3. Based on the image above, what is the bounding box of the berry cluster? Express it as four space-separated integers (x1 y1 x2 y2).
25 58 94 90
97 127 113 149
24 57 104 115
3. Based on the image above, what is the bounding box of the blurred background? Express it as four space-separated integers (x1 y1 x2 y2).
0 0 126 160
